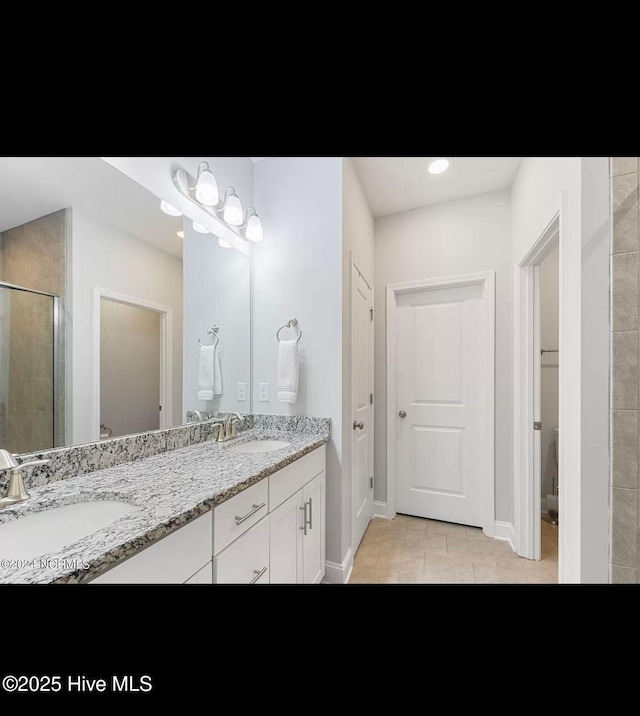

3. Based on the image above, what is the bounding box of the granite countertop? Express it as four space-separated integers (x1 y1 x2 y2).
0 428 329 584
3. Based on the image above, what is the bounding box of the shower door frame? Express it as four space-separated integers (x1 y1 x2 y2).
0 280 61 449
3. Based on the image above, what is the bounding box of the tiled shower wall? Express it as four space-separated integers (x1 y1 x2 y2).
610 158 640 583
0 210 67 452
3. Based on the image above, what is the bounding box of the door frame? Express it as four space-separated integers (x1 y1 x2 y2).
350 252 374 553
386 271 496 536
91 287 174 441
513 193 567 575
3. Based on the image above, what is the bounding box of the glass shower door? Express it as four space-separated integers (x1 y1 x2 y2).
0 283 57 454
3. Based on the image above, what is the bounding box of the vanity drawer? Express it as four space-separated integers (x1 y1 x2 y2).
91 512 212 584
213 479 268 555
214 516 269 584
269 445 326 511
185 561 213 584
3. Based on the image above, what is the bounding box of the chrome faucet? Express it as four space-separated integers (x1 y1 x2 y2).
215 412 244 442
0 450 50 510
193 410 205 422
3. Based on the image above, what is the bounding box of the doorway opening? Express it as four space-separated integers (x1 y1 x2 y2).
92 288 173 441
538 245 560 573
514 202 566 576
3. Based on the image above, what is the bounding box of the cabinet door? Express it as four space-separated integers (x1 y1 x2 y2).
269 490 303 584
302 471 326 584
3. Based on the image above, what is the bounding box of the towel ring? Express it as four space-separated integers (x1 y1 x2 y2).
277 317 302 343
199 325 219 348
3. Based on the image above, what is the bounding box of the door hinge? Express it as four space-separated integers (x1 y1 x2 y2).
370 393 373 405
369 477 373 489
370 307 375 321
159 405 162 412
533 421 542 431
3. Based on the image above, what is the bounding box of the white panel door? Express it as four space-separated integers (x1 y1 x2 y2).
351 264 374 552
396 284 484 527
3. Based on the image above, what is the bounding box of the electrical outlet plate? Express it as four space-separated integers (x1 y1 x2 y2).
259 383 269 402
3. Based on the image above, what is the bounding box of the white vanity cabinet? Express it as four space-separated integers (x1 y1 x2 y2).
90 445 326 585
91 511 213 584
268 446 326 584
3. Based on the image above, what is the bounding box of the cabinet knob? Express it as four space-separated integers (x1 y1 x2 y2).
353 421 364 430
398 410 407 418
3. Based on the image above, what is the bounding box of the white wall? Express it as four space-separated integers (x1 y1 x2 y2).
71 209 183 445
183 218 251 416
252 157 345 564
540 244 559 502
100 300 160 437
580 157 611 583
374 189 513 522
342 158 375 551
102 157 254 255
510 156 610 583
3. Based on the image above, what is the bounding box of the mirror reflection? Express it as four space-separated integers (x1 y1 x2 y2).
0 157 251 454
182 217 251 417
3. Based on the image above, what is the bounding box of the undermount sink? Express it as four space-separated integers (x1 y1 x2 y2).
226 440 292 454
0 501 133 561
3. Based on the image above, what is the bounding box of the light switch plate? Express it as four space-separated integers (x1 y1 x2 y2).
237 383 247 402
259 383 269 402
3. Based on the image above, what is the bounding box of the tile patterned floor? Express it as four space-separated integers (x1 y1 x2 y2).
349 515 559 584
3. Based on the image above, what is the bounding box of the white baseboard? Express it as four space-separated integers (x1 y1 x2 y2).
373 500 389 519
494 520 516 552
323 547 353 584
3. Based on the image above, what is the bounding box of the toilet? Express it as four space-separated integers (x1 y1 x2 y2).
546 427 559 524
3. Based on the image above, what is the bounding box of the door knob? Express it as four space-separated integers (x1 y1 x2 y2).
353 421 364 430
398 410 407 418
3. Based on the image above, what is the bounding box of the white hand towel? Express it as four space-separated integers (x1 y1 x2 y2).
213 345 222 396
198 344 222 401
277 339 299 404
197 344 215 401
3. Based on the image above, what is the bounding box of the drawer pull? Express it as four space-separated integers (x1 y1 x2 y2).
299 505 308 535
307 497 313 531
235 503 266 526
250 566 267 584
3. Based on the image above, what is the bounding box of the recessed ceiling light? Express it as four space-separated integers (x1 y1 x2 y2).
177 230 184 239
428 158 450 175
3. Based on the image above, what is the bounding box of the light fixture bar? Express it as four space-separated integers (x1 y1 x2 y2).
172 166 252 256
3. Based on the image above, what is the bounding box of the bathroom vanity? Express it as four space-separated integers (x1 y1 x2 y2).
0 416 329 585
92 442 326 584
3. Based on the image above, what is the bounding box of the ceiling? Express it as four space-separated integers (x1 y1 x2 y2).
351 157 522 218
0 157 183 258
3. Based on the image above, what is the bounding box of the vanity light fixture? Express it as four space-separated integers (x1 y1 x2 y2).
218 238 231 248
172 163 264 246
177 230 185 239
428 158 450 175
192 221 210 234
160 200 183 216
220 187 243 226
242 208 263 242
194 161 219 206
